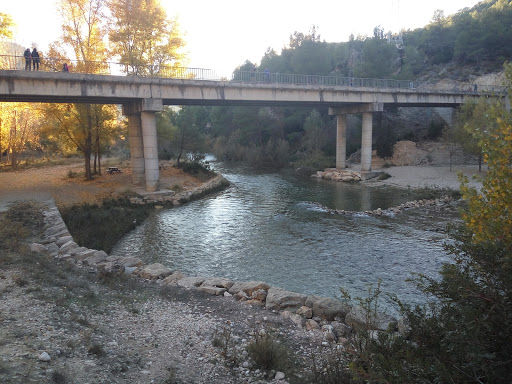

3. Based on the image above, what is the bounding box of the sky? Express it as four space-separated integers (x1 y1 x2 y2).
3 0 481 77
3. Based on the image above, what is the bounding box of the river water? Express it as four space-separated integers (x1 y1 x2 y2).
112 161 458 312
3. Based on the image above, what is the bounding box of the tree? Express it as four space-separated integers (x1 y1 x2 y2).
48 0 120 179
170 107 206 166
351 63 512 384
0 103 41 168
108 0 187 76
58 0 110 69
0 13 14 39
302 109 327 155
454 97 501 172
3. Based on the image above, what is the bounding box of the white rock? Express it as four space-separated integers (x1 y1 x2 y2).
275 371 285 380
38 352 51 362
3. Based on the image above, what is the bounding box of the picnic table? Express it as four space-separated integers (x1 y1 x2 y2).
107 167 122 174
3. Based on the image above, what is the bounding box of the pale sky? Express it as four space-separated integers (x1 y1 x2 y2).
3 0 481 77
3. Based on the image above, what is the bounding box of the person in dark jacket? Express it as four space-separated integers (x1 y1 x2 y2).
23 48 31 71
31 48 40 71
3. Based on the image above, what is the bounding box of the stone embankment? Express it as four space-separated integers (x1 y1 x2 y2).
128 174 230 205
31 200 399 365
308 195 456 217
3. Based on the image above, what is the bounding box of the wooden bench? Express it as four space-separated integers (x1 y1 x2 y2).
107 167 122 174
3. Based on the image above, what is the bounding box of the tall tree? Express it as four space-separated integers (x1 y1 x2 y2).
0 103 41 168
170 107 206 165
49 0 119 179
108 0 187 76
0 13 14 39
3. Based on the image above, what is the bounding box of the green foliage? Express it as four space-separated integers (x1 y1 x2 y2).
0 13 14 39
59 196 152 253
212 326 238 366
351 65 512 384
247 331 292 372
177 154 216 181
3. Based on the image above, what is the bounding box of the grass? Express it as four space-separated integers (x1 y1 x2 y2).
247 330 294 373
59 195 153 253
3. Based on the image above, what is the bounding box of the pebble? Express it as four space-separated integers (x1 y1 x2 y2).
275 371 285 380
38 352 50 362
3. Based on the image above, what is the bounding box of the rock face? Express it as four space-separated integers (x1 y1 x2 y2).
266 288 307 312
391 140 429 166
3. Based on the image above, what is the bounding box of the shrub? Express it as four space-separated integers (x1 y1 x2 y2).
247 331 292 372
59 196 151 253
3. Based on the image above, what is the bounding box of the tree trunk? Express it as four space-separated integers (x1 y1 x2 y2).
95 125 101 175
478 152 482 172
10 150 17 169
84 105 93 180
177 130 185 166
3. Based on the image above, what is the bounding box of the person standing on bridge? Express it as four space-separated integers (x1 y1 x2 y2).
264 67 270 82
62 63 69 72
31 48 40 71
23 48 31 71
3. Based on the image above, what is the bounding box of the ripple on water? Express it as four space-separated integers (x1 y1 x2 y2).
112 163 457 314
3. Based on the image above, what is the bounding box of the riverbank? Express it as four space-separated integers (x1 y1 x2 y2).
370 164 485 190
0 161 479 383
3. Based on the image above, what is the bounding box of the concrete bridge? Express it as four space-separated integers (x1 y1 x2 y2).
0 69 501 191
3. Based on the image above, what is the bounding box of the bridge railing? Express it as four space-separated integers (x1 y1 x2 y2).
231 70 425 90
0 54 507 95
0 55 221 80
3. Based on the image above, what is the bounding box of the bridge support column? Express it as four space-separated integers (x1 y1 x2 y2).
361 112 373 172
141 111 159 191
127 114 145 185
123 98 163 192
141 99 163 192
336 114 347 169
329 103 382 173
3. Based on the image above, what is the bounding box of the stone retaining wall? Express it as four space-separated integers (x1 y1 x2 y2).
30 177 404 349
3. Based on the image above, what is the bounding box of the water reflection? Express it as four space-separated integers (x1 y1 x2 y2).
112 161 458 313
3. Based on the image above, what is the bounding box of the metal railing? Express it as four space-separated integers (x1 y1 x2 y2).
0 55 221 80
231 70 425 90
0 54 507 95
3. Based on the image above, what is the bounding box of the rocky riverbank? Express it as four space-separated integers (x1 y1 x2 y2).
18 195 397 383
0 159 479 383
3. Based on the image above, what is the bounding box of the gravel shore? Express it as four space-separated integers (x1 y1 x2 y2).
0 161 483 383
371 164 485 190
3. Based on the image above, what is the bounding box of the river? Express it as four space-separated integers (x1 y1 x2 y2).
112 161 458 312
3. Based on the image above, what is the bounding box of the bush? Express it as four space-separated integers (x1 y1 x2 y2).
59 196 152 253
247 331 292 372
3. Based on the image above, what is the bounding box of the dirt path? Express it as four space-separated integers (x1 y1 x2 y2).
0 159 203 211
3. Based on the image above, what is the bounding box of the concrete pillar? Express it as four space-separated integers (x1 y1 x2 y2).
361 112 373 172
336 114 347 169
141 111 159 192
127 114 145 185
